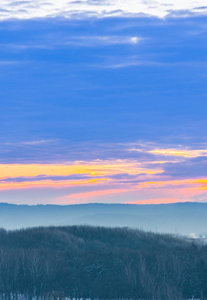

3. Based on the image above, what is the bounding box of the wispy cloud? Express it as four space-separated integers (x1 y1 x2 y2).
21 140 54 146
57 188 133 204
65 35 141 46
95 56 207 69
0 160 163 181
0 60 21 65
1 141 207 204
1 0 207 20
129 144 207 159
138 178 207 189
0 178 108 191
2 36 141 51
99 60 163 69
4 139 56 147
148 148 207 158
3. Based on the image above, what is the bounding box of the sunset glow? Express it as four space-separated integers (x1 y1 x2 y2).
0 155 207 204
1 3 207 205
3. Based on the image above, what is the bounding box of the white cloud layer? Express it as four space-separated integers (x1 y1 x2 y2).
0 0 207 20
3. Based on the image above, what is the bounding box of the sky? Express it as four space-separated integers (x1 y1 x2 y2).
0 0 207 205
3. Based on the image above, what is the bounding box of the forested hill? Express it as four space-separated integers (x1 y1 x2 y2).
0 226 207 299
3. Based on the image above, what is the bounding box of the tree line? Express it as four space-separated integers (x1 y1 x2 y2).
0 226 206 299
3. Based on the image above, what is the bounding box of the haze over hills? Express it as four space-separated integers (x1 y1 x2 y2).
0 202 207 236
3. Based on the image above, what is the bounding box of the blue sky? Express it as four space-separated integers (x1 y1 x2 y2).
0 1 207 204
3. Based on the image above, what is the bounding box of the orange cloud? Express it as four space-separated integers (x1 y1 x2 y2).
0 161 163 180
0 159 164 192
58 188 133 204
148 148 207 158
138 178 207 189
0 159 206 205
125 186 205 205
130 146 207 159
0 178 107 191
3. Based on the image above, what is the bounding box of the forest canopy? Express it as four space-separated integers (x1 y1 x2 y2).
0 226 206 299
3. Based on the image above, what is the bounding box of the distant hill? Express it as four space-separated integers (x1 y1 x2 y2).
0 225 207 299
0 202 207 235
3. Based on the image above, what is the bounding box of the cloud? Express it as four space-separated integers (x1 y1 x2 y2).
0 60 20 65
148 148 207 158
1 141 207 204
20 139 55 146
1 0 207 20
163 156 207 179
127 198 186 205
0 159 163 192
4 139 57 147
138 178 207 190
2 36 142 51
57 188 133 204
0 178 109 191
97 58 207 69
65 35 142 46
130 144 207 159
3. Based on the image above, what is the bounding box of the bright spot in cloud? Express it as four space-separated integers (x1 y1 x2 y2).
130 37 140 44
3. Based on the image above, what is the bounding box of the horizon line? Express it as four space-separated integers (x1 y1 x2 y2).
0 201 205 207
